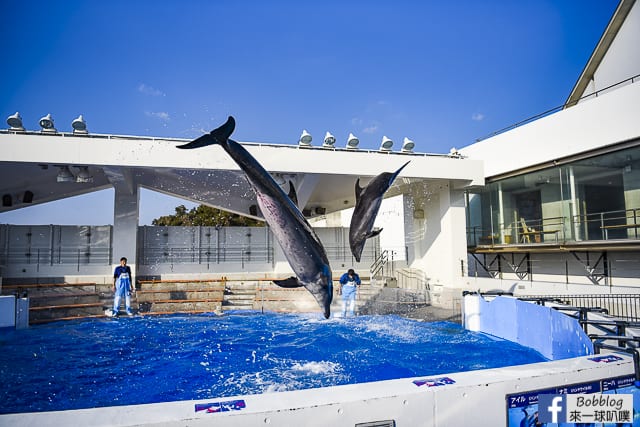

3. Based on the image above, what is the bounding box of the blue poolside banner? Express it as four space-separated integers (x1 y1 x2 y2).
538 394 633 424
506 375 639 427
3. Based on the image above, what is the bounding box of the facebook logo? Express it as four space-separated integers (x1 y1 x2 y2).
538 394 567 423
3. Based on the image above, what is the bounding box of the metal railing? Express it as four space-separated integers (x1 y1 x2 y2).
370 249 396 279
468 207 640 247
574 207 640 240
0 247 111 271
395 268 430 291
524 294 640 323
139 246 274 267
475 74 640 142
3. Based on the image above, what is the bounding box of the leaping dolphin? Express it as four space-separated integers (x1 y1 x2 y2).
349 161 410 262
176 116 333 318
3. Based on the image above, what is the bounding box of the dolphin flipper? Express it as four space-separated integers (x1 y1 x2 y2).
273 277 303 288
366 228 383 238
176 116 236 149
287 181 299 207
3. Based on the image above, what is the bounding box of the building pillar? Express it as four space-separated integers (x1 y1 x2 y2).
409 184 467 290
107 168 139 278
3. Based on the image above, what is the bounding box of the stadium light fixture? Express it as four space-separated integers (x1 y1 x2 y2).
76 166 93 183
401 137 415 153
322 131 336 148
39 113 57 133
379 135 393 152
72 115 88 134
56 166 75 183
299 130 312 146
6 112 24 131
346 133 359 150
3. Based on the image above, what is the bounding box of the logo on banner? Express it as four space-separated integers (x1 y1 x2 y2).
195 399 246 413
538 394 632 424
412 377 456 387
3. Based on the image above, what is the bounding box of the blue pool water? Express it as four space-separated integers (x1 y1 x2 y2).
0 311 547 414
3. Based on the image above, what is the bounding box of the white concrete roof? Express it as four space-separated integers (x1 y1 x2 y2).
0 131 483 219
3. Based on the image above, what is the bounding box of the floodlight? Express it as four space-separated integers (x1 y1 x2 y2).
76 166 93 183
346 133 359 149
39 113 57 133
322 131 336 148
7 112 24 131
380 136 393 151
299 130 312 146
23 191 34 203
401 137 415 153
56 166 75 182
72 115 88 134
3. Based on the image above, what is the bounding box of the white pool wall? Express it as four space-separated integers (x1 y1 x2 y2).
0 353 633 427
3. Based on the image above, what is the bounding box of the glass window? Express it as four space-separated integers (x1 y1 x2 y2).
467 144 640 246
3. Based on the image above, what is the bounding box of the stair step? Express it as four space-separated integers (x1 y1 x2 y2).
29 293 101 307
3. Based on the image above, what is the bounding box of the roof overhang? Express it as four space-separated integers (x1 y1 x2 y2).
0 131 484 219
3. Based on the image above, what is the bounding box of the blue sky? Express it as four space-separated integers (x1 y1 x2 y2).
1 0 619 225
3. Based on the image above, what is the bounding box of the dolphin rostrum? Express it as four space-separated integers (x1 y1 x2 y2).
176 116 333 318
349 161 410 262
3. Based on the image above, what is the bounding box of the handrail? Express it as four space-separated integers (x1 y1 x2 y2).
396 268 430 291
475 74 640 142
468 207 640 247
370 250 388 277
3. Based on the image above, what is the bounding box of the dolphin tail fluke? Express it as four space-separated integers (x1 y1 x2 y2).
176 116 236 149
273 277 303 288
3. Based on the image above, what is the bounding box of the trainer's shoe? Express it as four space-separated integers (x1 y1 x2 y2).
126 310 134 316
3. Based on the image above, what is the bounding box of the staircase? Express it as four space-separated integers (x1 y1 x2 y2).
136 279 224 314
223 281 257 311
2 276 387 323
1 282 116 324
329 280 384 316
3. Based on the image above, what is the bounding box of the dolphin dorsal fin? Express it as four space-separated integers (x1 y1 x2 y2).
273 277 303 288
287 181 299 207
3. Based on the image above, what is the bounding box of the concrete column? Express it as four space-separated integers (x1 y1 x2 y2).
107 168 139 277
410 184 467 289
569 166 581 240
402 193 418 265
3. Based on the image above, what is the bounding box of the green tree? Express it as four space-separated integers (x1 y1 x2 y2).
152 205 264 227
